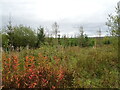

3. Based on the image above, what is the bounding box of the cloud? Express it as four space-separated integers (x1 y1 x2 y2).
0 0 119 36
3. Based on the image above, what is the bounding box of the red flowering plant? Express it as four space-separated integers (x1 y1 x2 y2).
11 56 19 72
2 52 67 88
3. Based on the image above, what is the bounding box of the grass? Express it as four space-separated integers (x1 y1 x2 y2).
2 44 119 88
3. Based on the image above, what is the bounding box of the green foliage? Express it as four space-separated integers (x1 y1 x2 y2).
88 39 95 47
106 7 120 36
1 4 119 88
2 34 9 49
45 37 54 46
2 25 37 49
103 36 111 45
36 26 45 48
12 25 37 48
78 34 89 47
2 45 119 88
109 36 118 50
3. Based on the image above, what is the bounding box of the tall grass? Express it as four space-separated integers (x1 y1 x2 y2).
2 45 119 88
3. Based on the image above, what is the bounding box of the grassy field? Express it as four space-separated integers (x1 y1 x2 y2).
2 44 119 88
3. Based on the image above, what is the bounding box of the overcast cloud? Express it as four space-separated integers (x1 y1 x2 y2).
0 0 120 37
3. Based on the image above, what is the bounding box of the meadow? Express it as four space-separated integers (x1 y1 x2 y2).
1 0 120 89
2 44 119 88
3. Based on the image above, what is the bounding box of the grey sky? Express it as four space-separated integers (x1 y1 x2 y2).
0 0 119 37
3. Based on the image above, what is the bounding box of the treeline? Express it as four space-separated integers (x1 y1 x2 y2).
1 23 114 52
1 6 120 51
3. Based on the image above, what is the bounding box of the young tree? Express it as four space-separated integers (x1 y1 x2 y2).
106 4 119 50
12 25 37 48
52 22 60 45
79 26 84 37
106 7 120 36
78 26 84 47
36 26 45 48
77 26 89 47
52 22 60 38
7 16 14 47
97 28 102 46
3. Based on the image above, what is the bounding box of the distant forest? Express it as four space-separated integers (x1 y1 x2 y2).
0 6 119 51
